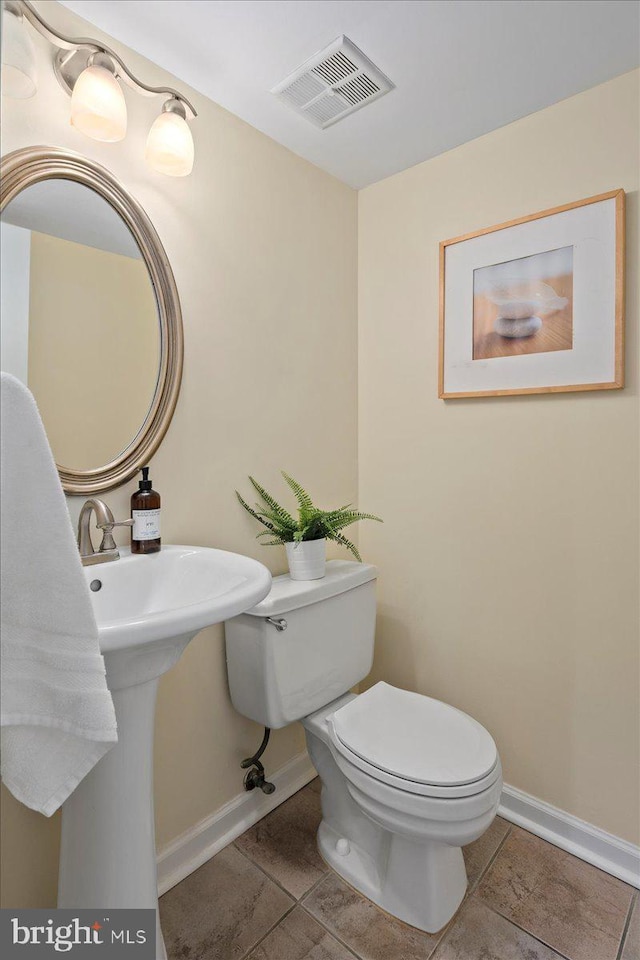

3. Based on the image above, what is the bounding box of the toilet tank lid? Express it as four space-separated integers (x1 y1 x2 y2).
243 560 377 617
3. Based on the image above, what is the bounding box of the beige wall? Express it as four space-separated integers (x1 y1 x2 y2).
28 231 158 470
0 0 357 906
358 70 639 843
1 0 637 912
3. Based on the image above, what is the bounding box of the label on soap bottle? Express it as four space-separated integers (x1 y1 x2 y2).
132 509 161 541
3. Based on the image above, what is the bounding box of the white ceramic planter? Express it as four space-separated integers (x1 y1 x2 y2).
286 539 326 580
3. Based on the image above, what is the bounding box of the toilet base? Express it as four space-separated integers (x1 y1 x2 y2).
303 696 501 934
317 818 467 933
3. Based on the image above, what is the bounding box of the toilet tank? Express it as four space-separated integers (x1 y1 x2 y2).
225 560 377 729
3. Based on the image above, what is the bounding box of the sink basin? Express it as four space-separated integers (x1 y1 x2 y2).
86 545 272 652
59 544 272 960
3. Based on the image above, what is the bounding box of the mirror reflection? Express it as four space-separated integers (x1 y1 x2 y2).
1 179 160 472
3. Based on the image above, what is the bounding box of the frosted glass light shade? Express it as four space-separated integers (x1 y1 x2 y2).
1 10 37 99
145 111 194 177
71 64 127 142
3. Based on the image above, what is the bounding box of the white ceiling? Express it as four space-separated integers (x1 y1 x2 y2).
59 0 640 189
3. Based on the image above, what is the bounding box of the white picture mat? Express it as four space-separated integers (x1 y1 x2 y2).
443 198 617 394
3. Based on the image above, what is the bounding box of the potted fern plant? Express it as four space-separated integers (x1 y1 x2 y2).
236 473 382 580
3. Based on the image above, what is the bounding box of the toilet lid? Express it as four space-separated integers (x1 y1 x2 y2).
331 682 498 788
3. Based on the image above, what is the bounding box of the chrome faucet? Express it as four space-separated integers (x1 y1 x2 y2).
77 498 134 566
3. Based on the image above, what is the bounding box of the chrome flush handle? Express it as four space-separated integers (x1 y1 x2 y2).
265 617 287 632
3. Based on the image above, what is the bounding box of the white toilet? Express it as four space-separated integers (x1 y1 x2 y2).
224 560 502 933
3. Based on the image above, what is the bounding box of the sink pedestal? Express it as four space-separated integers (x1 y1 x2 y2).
56 545 271 960
58 637 190 960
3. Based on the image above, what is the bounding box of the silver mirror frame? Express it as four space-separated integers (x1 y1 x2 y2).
1 146 183 495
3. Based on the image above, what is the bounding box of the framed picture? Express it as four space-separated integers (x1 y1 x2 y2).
438 190 625 399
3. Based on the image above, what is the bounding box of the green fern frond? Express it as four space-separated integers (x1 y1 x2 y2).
329 530 362 562
248 477 296 527
282 472 314 510
320 505 354 520
255 508 297 531
236 492 276 532
349 511 383 523
256 529 286 541
326 511 383 532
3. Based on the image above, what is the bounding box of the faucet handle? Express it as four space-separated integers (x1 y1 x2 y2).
97 518 134 553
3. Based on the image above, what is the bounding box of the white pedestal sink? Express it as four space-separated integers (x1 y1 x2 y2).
56 545 271 959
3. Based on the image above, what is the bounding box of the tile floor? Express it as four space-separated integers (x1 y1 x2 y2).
160 779 639 960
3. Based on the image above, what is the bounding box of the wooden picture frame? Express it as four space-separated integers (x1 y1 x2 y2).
438 190 625 399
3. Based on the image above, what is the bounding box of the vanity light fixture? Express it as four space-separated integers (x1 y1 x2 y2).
70 53 127 142
1 2 37 99
145 98 194 178
1 0 197 175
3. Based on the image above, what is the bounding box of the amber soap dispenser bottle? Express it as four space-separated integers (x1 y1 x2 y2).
131 466 161 554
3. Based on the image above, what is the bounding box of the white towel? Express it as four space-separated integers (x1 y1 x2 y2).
1 373 117 816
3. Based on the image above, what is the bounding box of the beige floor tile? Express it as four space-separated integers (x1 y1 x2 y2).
477 826 633 960
303 872 442 960
433 897 564 959
462 816 510 890
246 906 354 960
160 844 293 960
235 783 328 898
622 896 640 960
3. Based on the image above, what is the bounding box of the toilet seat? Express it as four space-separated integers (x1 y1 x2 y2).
327 682 500 799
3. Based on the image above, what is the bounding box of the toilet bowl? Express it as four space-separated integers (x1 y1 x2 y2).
224 561 502 933
303 685 501 931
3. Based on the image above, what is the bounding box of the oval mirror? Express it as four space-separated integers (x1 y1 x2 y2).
0 147 183 495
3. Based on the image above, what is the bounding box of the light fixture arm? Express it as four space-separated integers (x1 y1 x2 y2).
161 98 187 119
7 0 197 120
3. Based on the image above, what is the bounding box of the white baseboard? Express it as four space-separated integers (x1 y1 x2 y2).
157 751 316 896
157 760 640 895
499 784 640 889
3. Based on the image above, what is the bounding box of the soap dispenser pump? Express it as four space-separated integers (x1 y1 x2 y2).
131 466 161 554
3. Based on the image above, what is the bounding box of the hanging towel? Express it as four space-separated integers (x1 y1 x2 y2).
1 373 117 816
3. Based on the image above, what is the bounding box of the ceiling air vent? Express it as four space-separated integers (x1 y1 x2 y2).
271 36 393 130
